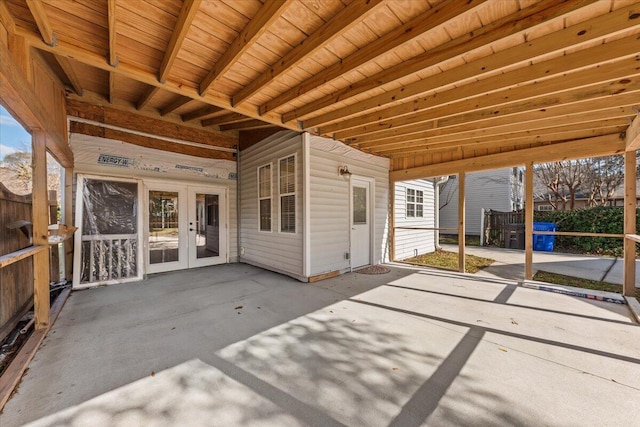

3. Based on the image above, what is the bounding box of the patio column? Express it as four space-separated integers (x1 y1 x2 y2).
623 151 637 296
525 162 534 280
63 166 74 282
32 131 50 330
458 172 465 273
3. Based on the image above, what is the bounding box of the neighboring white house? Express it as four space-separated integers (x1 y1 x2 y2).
239 131 390 281
439 168 524 236
394 180 436 260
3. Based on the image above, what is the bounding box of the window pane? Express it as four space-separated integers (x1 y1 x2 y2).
416 190 423 204
280 156 295 194
416 204 423 217
196 194 219 259
353 187 367 224
260 199 271 231
259 165 271 198
281 194 295 232
407 204 415 217
406 188 415 203
149 191 179 264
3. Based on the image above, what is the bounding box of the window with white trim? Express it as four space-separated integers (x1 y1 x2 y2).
279 155 296 233
406 188 424 218
258 164 272 231
537 204 553 211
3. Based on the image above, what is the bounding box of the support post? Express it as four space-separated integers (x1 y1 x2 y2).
458 172 465 273
63 167 74 281
389 178 395 262
525 161 534 280
623 151 637 296
32 131 50 330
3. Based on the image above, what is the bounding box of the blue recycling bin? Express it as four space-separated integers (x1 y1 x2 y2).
533 222 556 252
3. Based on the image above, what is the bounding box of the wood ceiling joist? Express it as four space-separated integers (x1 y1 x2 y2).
304 3 640 130
108 0 117 66
231 0 385 106
378 122 628 157
181 105 224 122
259 0 488 115
354 104 637 150
219 119 276 132
158 0 201 83
282 0 596 124
390 134 626 181
199 0 293 96
324 43 640 138
201 112 251 127
25 0 54 46
66 98 237 149
160 96 193 116
19 31 297 133
54 56 83 95
136 85 160 110
108 71 115 104
0 0 17 33
345 91 640 147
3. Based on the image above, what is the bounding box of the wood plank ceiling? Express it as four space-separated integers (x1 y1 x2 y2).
2 0 640 170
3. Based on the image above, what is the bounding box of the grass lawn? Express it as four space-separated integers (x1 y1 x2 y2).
403 249 494 274
533 270 640 302
439 234 481 246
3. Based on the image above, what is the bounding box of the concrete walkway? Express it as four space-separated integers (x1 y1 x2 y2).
441 244 640 287
2 263 639 426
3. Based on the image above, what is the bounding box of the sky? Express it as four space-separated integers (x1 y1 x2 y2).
0 105 32 160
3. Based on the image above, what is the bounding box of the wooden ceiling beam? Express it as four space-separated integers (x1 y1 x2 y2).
390 134 626 182
626 111 640 151
304 3 640 129
54 56 83 96
108 0 117 66
25 0 55 46
136 85 160 110
108 72 116 104
219 119 276 132
66 98 237 149
20 31 296 132
0 0 17 33
356 104 636 150
199 0 293 96
158 0 201 83
378 122 628 156
202 112 251 127
232 0 385 106
324 43 640 137
160 96 193 116
283 0 595 123
345 91 640 147
182 105 224 122
259 0 489 114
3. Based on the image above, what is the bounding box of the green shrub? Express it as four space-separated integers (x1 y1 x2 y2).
533 206 640 257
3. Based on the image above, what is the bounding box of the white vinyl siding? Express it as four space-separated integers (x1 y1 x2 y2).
240 131 303 278
258 164 272 232
395 180 436 260
279 155 296 233
308 134 390 276
439 168 513 236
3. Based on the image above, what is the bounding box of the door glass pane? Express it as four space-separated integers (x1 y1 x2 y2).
353 186 367 224
80 179 138 284
148 191 179 264
196 193 219 259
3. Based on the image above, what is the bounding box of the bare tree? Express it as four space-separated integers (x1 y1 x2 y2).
0 150 60 196
582 156 625 207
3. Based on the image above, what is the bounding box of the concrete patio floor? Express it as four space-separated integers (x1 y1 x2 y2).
2 263 639 426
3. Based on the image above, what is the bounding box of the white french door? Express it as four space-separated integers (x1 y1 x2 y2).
146 184 226 274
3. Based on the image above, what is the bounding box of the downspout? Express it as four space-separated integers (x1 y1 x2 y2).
434 176 449 250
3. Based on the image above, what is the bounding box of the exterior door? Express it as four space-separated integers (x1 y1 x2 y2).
146 185 226 273
188 187 227 268
350 178 371 269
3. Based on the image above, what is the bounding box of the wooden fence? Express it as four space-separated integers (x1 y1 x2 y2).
0 184 59 342
0 184 33 341
483 209 524 247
